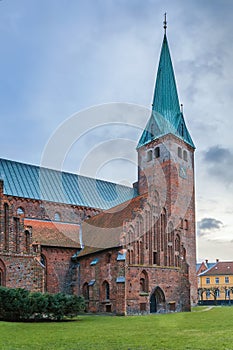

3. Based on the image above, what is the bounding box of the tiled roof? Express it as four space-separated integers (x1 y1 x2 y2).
25 219 81 248
78 193 147 256
0 158 137 210
196 261 216 273
137 34 194 149
199 261 233 276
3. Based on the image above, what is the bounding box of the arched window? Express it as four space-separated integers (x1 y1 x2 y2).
178 147 182 158
184 219 188 230
160 208 166 252
25 230 30 253
179 218 183 229
140 270 148 293
54 212 61 221
183 150 188 161
4 203 9 250
40 254 46 267
14 217 20 253
83 282 89 300
17 207 24 216
175 234 180 252
154 147 160 158
147 150 152 162
103 281 110 300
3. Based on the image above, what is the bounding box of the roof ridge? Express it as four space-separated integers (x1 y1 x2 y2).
0 157 133 189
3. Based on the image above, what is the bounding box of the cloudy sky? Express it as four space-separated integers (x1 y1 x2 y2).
1 0 233 262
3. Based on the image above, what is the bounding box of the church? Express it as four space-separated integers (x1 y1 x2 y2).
0 20 197 315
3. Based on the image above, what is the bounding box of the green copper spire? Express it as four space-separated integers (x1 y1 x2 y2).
137 16 195 149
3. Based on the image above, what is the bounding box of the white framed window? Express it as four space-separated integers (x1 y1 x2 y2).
206 277 210 284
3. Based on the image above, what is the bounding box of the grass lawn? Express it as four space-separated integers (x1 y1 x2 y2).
1 306 233 350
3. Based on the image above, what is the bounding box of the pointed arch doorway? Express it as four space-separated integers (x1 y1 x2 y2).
150 287 166 313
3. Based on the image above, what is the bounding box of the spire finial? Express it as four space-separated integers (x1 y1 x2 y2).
163 12 167 34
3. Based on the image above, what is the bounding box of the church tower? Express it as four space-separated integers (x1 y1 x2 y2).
137 16 197 304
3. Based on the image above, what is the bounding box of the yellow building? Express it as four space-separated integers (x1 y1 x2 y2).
197 260 233 305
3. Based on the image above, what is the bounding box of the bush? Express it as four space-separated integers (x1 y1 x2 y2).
0 287 85 322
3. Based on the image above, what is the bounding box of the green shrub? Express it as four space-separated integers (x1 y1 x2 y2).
0 287 85 322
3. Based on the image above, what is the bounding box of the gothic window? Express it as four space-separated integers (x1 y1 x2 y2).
14 217 20 253
102 281 110 300
25 230 30 253
17 207 24 216
4 203 9 250
175 234 181 267
154 147 160 158
178 147 182 158
160 208 166 252
140 271 148 293
40 254 46 267
147 150 152 162
184 219 188 230
153 251 158 265
54 212 61 221
175 234 180 252
168 245 173 266
179 218 183 229
136 241 140 264
183 150 188 161
83 282 89 300
140 240 144 265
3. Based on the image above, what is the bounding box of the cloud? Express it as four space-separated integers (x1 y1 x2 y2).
203 145 233 186
197 217 223 236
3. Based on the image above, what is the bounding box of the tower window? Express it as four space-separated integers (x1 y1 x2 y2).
183 150 188 161
147 150 152 162
178 147 182 158
153 251 158 265
154 147 160 158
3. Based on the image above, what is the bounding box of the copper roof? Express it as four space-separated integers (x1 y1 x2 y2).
0 158 136 209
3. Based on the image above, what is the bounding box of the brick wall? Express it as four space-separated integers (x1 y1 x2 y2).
41 246 78 294
75 249 126 315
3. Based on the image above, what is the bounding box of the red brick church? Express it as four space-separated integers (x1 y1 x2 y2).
0 21 197 314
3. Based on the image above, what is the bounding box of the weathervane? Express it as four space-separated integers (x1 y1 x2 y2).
163 12 167 34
